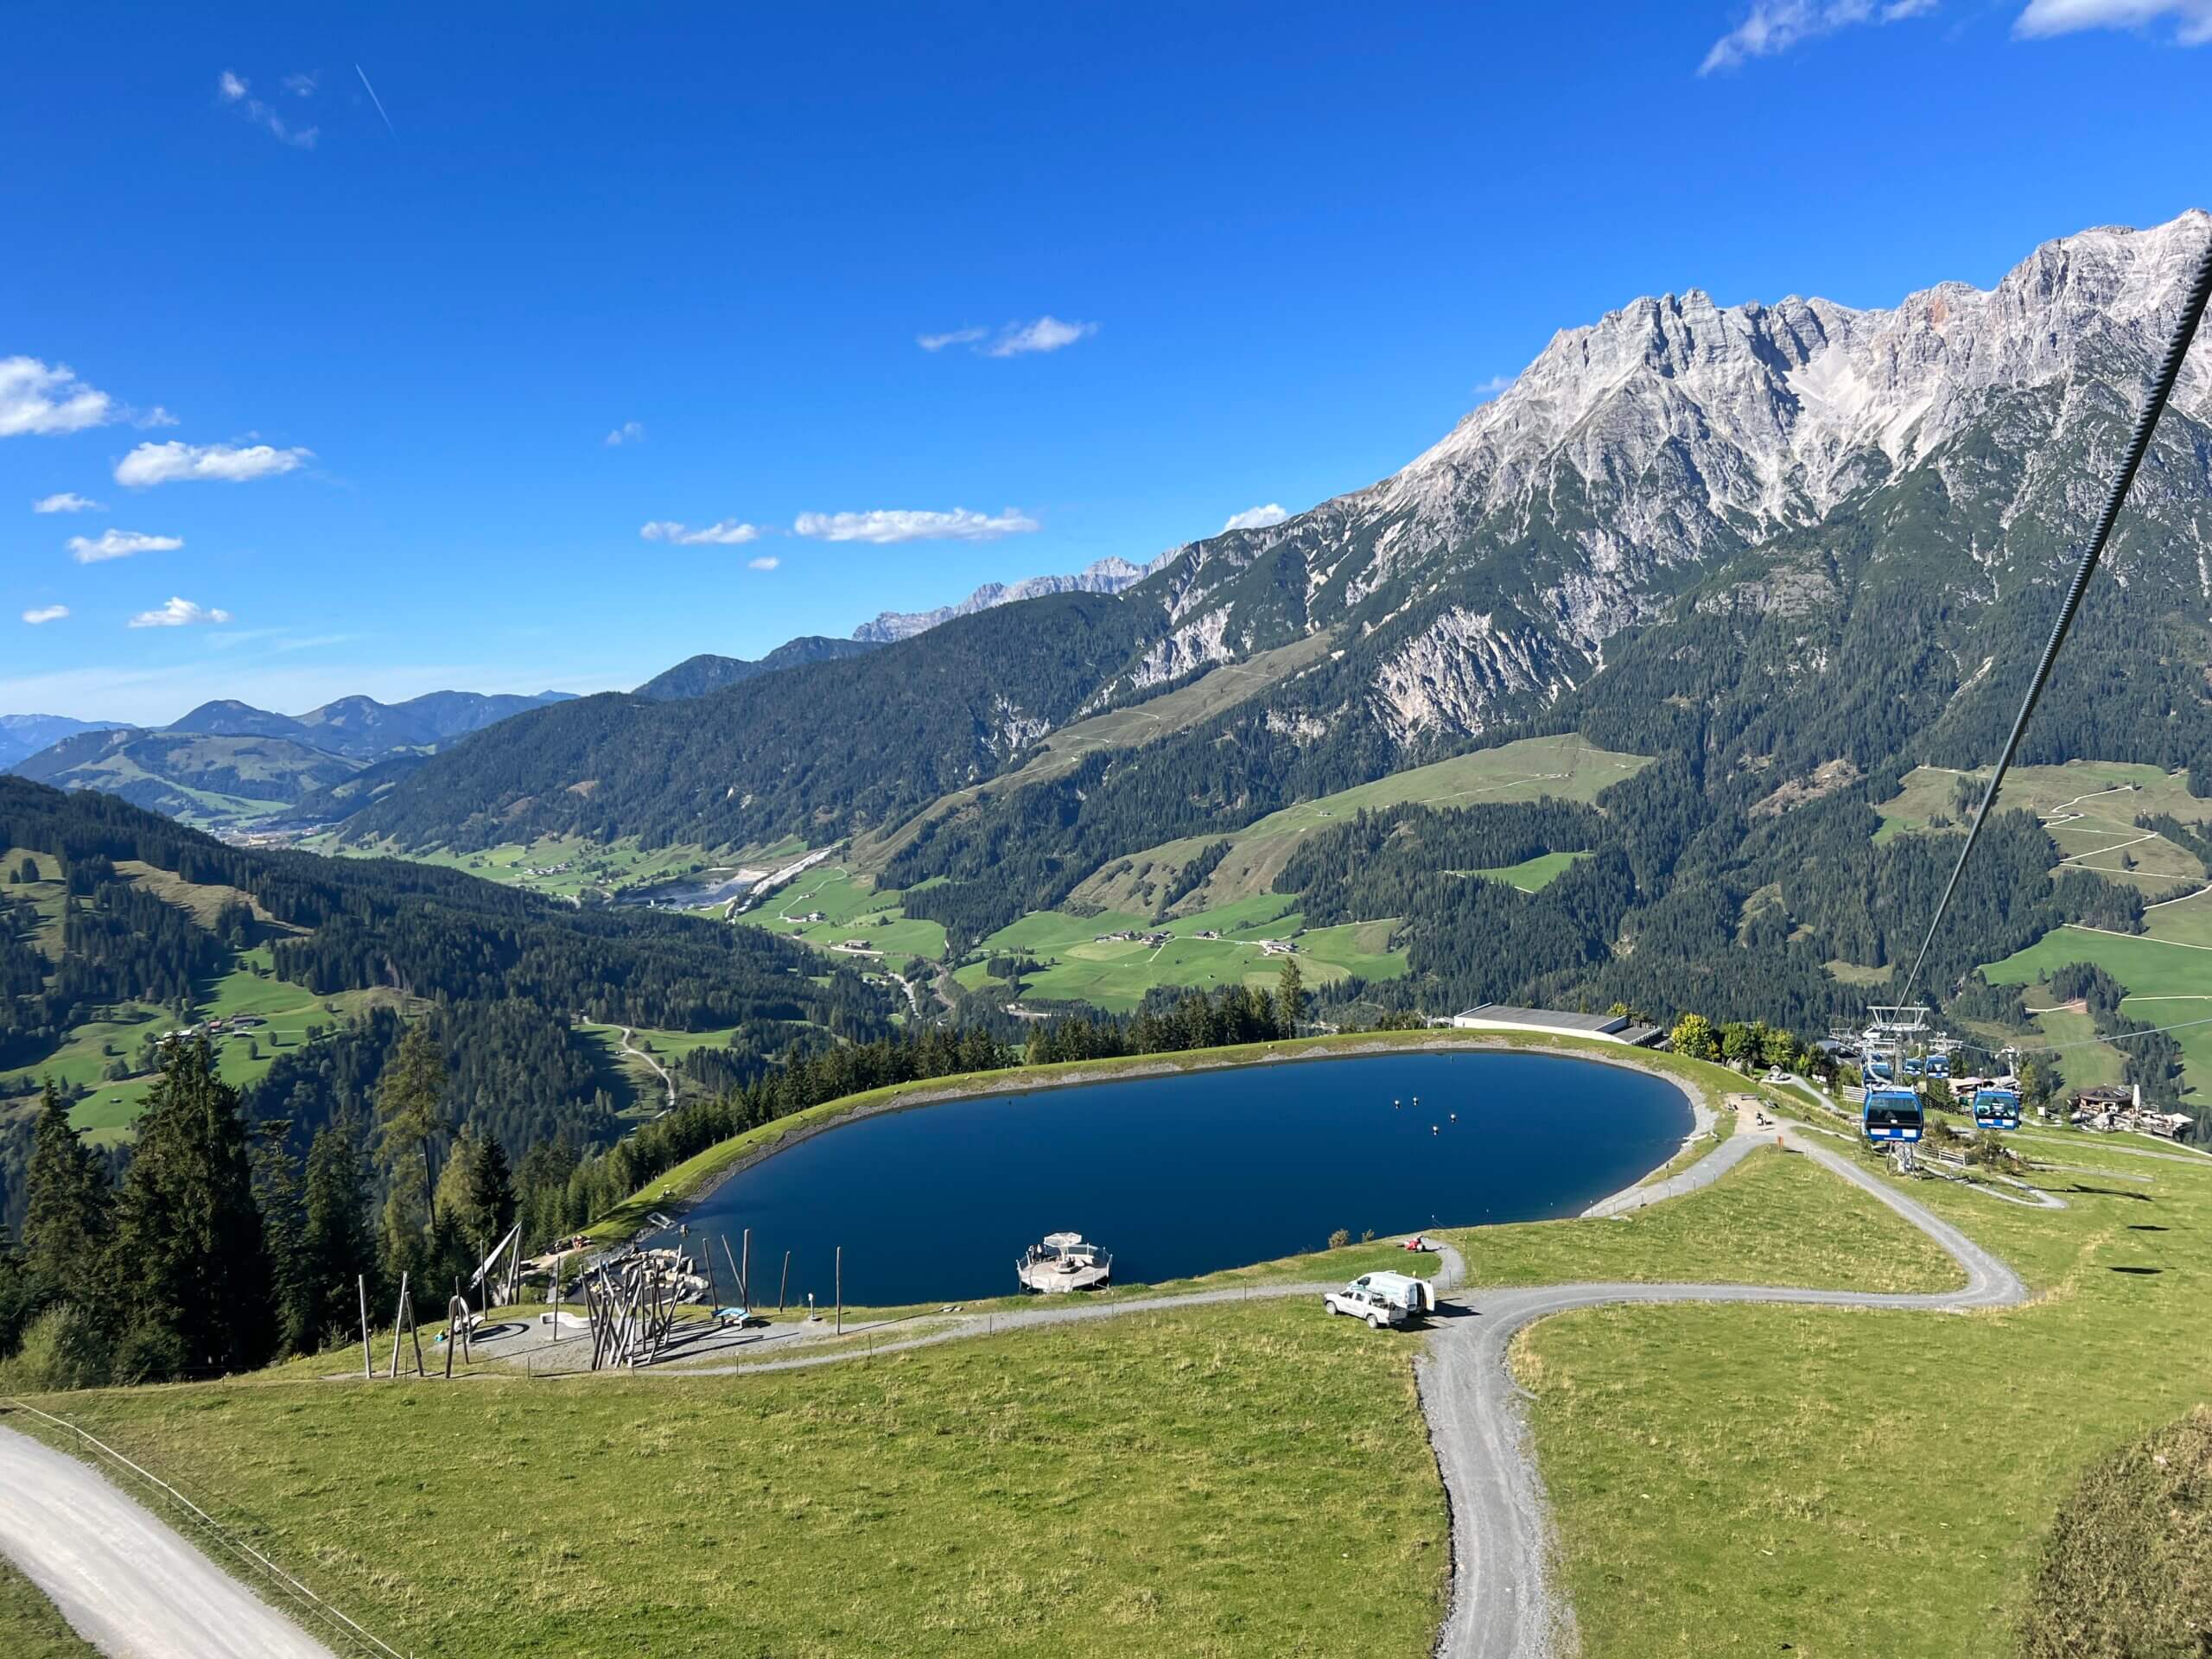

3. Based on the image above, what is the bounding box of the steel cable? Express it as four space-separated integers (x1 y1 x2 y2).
1900 232 2212 1002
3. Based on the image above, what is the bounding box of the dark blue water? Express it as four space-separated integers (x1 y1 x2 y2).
680 1051 1690 1306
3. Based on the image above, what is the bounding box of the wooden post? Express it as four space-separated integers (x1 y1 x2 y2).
721 1237 743 1310
741 1228 751 1307
358 1275 372 1380
779 1250 790 1312
389 1273 408 1380
444 1289 455 1382
836 1245 842 1336
410 1294 428 1378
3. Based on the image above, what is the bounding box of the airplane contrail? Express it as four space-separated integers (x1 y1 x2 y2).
355 63 397 138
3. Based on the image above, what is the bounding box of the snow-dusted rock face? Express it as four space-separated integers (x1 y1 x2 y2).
1130 210 2212 747
854 554 1173 643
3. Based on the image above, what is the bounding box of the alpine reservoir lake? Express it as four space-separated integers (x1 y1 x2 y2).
679 1049 1693 1307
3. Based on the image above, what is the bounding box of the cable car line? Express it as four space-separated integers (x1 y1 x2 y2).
1898 236 2212 1005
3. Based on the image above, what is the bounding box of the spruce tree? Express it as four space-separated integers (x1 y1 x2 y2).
250 1122 312 1357
466 1134 517 1245
21 1081 111 1309
374 1025 449 1284
1275 958 1307 1037
300 1124 380 1349
110 1039 274 1382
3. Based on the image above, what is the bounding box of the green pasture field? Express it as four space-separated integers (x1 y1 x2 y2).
1983 921 2212 1096
976 893 1404 1012
1875 760 2210 895
737 867 949 963
1456 849 1587 892
1518 1120 2212 1658
1067 733 1649 916
309 831 731 903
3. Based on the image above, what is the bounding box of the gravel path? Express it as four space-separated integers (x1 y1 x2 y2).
0 1426 337 1658
1421 1124 2026 1659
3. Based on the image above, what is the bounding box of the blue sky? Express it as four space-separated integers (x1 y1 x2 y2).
6 1 2211 724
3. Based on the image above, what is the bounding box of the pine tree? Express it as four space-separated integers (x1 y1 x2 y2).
301 1124 380 1350
109 1039 274 1382
21 1081 111 1309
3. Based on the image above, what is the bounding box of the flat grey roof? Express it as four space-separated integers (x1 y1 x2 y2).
1455 1004 1625 1034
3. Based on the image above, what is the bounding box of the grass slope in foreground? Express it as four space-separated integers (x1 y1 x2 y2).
17 1111 1968 1658
1518 1124 2212 1657
0 1556 98 1659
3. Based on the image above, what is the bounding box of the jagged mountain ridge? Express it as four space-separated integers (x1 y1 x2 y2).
338 211 2212 861
853 554 1171 643
1122 210 2212 741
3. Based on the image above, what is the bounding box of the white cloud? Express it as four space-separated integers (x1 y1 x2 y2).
115 440 311 486
1472 373 1516 400
282 72 318 96
22 605 69 626
639 518 762 546
33 492 103 513
136 405 179 429
2014 0 2212 40
919 317 1099 357
747 556 780 571
605 419 645 446
216 69 318 148
792 507 1041 543
1700 0 1936 73
1223 503 1290 532
986 316 1097 357
68 528 184 564
129 596 233 629
0 357 116 437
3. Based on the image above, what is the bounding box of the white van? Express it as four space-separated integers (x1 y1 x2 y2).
1324 1271 1437 1329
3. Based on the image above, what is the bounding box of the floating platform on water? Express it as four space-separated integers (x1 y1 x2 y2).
1017 1231 1112 1293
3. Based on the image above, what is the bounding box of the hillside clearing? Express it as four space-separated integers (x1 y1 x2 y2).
1067 733 1648 916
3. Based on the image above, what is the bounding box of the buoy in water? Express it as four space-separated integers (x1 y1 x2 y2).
1449 1112 1458 1122
1431 1124 1440 1135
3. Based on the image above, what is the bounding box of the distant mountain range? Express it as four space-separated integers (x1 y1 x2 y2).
1 689 576 829
851 555 1170 643
0 714 120 771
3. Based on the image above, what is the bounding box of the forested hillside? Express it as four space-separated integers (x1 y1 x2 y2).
343 591 1166 850
0 778 894 1231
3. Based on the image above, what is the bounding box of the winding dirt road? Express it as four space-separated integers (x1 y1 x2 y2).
0 1425 337 1657
1421 1125 2025 1658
